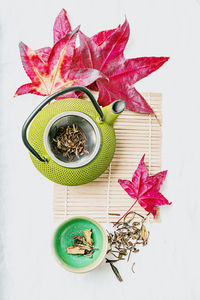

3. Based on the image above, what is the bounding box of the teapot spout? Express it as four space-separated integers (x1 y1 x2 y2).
102 100 126 126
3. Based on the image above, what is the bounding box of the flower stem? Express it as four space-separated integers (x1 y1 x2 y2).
113 199 138 227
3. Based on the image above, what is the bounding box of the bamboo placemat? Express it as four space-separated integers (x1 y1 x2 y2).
53 92 162 223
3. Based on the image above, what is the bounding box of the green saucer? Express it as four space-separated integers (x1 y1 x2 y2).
53 216 108 273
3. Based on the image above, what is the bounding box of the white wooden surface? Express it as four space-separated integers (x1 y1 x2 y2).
0 0 200 299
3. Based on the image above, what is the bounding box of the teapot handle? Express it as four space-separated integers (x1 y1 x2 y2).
22 86 104 162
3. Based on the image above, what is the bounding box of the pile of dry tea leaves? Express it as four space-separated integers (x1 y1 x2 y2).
106 212 150 282
52 124 89 161
66 228 96 257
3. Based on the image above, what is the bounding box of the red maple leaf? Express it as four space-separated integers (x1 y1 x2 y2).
35 8 72 63
14 28 105 98
36 8 120 65
78 24 169 114
114 155 171 225
15 8 169 115
53 8 72 44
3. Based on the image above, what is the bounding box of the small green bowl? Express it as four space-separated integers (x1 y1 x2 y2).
53 216 108 273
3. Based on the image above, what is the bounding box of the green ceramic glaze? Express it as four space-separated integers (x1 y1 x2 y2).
53 217 108 273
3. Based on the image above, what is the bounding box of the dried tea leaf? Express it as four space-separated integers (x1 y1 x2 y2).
66 246 85 255
107 257 124 263
106 259 123 282
66 228 95 257
106 211 150 281
52 124 89 161
131 262 135 273
141 225 147 241
83 228 93 245
73 235 86 245
133 249 140 253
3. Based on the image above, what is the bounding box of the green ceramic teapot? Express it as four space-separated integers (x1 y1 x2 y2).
22 86 125 185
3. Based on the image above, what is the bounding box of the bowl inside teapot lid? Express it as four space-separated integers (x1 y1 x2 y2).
44 111 101 168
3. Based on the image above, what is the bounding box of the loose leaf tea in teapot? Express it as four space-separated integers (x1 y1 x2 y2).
52 124 89 161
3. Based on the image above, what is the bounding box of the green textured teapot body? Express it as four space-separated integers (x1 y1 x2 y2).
23 86 125 186
29 98 116 185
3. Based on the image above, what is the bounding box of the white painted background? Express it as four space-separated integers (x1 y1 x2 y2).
0 0 200 299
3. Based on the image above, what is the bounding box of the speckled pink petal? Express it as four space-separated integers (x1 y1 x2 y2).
34 9 72 65
116 155 171 221
140 191 171 206
99 19 130 73
138 201 158 218
118 179 137 199
117 57 169 84
96 55 170 114
79 18 169 115
14 83 34 96
79 31 101 69
14 83 47 97
53 8 72 44
148 171 168 191
71 24 122 73
139 191 171 218
19 42 47 83
138 170 167 196
131 155 149 196
48 27 79 79
97 79 154 114
16 27 102 97
91 27 119 46
70 47 82 69
35 47 51 63
64 68 107 87
79 19 130 72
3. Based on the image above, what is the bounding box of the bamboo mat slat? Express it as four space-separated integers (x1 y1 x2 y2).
53 92 162 223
